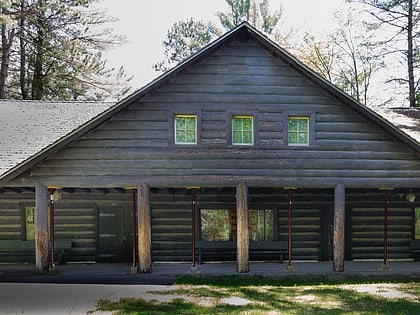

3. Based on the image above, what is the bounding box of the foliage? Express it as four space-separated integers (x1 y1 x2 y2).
298 11 385 106
154 0 288 72
0 0 131 100
153 18 219 72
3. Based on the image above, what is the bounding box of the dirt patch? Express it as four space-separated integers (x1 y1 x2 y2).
340 283 418 302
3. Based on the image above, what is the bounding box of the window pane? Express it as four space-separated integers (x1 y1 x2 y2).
298 132 308 144
243 131 253 144
243 118 253 130
288 118 297 131
249 209 273 241
288 132 297 144
415 208 420 240
201 209 232 241
186 117 196 129
233 131 242 143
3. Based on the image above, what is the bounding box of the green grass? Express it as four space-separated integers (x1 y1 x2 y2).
94 276 420 315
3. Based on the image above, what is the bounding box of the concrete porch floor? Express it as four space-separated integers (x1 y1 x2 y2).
1 260 419 284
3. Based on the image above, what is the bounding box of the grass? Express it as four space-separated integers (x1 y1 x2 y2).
94 276 419 315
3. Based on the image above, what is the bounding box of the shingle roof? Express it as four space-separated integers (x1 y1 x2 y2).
0 100 114 177
373 107 420 144
0 23 419 185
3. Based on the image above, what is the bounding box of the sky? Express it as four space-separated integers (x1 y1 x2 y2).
98 0 346 90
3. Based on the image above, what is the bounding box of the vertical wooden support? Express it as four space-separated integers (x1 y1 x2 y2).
138 183 152 273
191 188 197 267
333 183 345 272
131 188 137 269
380 188 393 270
383 189 389 266
236 183 249 273
35 183 49 273
287 190 293 268
48 189 55 269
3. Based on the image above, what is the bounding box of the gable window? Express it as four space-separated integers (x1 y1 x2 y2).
232 115 254 145
288 116 309 146
175 115 197 144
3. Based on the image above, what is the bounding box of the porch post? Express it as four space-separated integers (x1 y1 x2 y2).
236 183 249 273
333 183 346 272
35 183 49 273
138 183 152 273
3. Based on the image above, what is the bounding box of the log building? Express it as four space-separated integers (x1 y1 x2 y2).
1 23 419 273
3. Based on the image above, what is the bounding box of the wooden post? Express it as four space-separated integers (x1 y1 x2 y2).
138 183 152 273
287 190 293 268
380 188 393 270
131 188 137 270
48 189 55 270
191 188 197 267
35 183 49 273
333 183 345 272
236 183 249 273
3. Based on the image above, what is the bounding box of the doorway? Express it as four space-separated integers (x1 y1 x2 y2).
97 206 132 262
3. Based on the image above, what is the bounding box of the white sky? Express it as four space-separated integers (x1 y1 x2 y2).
99 0 346 90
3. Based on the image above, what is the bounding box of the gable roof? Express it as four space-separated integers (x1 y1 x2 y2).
0 100 113 180
0 22 419 185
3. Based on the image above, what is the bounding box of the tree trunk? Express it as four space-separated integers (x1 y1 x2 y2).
407 0 416 107
19 0 28 100
0 24 14 99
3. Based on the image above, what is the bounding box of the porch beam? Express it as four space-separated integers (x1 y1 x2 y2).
333 183 346 272
236 183 249 273
138 183 152 273
35 183 49 273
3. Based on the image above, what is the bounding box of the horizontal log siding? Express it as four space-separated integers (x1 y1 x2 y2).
22 38 419 189
348 190 413 260
0 190 132 263
151 188 328 262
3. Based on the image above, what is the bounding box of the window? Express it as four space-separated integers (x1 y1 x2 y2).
200 209 235 241
232 115 254 145
249 209 273 241
175 115 197 144
200 209 274 242
25 206 36 240
415 208 420 240
288 116 309 146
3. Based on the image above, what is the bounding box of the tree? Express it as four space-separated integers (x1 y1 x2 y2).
298 33 336 83
350 0 419 107
153 19 219 73
0 0 131 101
298 12 384 106
218 0 251 30
331 12 384 105
0 0 16 98
155 0 287 72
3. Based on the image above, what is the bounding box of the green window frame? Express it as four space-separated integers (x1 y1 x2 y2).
174 115 197 144
232 115 254 145
415 207 420 240
288 116 309 146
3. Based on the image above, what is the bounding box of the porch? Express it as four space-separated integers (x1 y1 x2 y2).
0 261 419 284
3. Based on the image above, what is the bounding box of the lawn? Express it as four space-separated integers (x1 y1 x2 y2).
94 276 419 314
